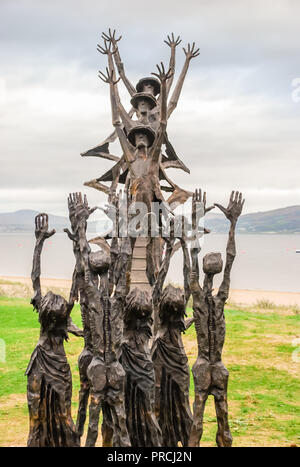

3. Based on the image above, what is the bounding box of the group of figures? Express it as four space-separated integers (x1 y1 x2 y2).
25 31 245 448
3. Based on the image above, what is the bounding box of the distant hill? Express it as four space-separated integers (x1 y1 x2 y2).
0 206 300 234
0 210 67 232
206 205 300 234
0 209 97 233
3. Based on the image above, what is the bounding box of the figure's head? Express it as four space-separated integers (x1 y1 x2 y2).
203 252 223 276
127 125 156 148
136 77 161 96
130 92 157 114
124 288 153 335
39 291 70 336
159 285 185 330
89 250 110 275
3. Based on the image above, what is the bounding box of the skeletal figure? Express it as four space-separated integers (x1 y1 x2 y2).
121 288 162 447
26 213 79 447
188 190 244 447
64 196 111 441
70 192 131 447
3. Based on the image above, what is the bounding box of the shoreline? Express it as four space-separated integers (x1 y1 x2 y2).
1 275 300 307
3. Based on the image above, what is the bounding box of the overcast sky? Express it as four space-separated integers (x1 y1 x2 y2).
0 0 299 216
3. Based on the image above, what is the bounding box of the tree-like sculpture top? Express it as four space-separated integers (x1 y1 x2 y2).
82 30 200 208
99 61 172 211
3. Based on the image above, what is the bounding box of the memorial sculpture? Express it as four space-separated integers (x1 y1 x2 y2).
68 192 131 447
151 221 194 447
25 31 244 448
188 190 244 447
121 288 162 447
64 193 110 439
26 213 79 447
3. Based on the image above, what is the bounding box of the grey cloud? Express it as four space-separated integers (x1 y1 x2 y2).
0 0 299 215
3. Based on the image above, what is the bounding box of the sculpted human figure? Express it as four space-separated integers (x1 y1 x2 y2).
99 60 171 211
121 288 162 447
99 61 173 285
26 213 79 447
82 30 199 193
102 29 199 123
188 190 244 447
64 194 112 440
151 222 194 447
70 192 131 447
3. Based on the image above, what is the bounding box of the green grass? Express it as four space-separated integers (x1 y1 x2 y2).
0 297 299 446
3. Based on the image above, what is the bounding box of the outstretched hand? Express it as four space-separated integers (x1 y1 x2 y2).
164 33 181 48
34 213 55 240
98 67 120 85
68 192 97 224
151 62 173 83
101 28 122 47
192 188 214 231
183 42 200 60
214 191 245 223
97 39 116 56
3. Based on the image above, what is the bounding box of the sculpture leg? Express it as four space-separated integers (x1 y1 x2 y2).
189 357 211 447
211 362 232 447
109 392 131 447
76 349 93 438
76 379 90 438
101 400 114 447
188 389 208 446
85 391 103 447
214 394 232 447
107 362 130 447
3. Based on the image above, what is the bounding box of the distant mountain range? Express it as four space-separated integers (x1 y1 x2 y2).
0 206 300 234
205 205 300 234
0 210 97 233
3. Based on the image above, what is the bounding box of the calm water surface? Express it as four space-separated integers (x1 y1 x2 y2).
0 233 299 292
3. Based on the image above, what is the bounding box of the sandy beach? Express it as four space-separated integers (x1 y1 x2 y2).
1 275 300 307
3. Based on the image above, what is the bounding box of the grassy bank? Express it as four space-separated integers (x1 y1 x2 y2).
0 296 299 447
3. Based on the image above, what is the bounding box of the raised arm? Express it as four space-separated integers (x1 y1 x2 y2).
99 68 135 164
98 39 133 130
67 193 96 288
150 62 173 163
189 189 213 306
152 228 175 308
164 33 182 96
215 191 244 302
102 29 136 97
167 42 200 119
31 214 55 310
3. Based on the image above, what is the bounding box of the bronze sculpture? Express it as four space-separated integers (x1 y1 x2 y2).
188 190 244 447
68 192 131 447
26 214 79 447
82 30 199 209
151 227 193 447
121 288 162 447
24 30 245 449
